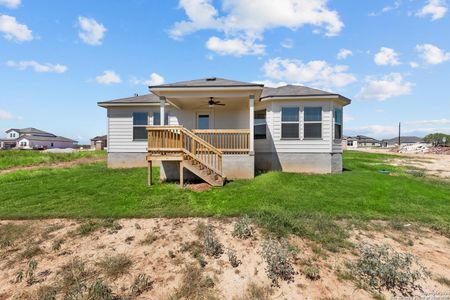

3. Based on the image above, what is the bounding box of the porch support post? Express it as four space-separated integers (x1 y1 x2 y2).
147 161 152 186
249 94 255 155
160 96 166 125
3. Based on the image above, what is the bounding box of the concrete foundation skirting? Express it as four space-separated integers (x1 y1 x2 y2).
222 154 255 179
255 152 342 174
107 152 160 168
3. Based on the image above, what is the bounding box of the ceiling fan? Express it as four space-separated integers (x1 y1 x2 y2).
208 97 225 107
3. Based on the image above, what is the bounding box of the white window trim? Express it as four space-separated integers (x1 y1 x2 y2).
334 108 343 141
303 106 323 140
281 106 300 140
254 109 267 140
132 112 149 141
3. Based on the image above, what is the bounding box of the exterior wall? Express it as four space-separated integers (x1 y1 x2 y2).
28 140 75 149
255 152 342 174
108 152 150 168
6 131 19 139
222 154 254 179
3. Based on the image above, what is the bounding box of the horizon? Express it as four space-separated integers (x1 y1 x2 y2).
1 0 449 144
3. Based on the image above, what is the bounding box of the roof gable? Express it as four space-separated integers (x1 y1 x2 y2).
150 77 263 88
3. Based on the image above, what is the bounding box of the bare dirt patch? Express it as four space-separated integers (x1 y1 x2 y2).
0 156 105 176
0 218 448 299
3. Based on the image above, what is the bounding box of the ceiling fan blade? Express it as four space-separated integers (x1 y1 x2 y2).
216 103 226 106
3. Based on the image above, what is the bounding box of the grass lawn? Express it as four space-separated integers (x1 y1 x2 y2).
0 150 106 170
0 151 449 250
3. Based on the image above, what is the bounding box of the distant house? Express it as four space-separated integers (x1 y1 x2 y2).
382 136 424 148
91 135 107 150
0 127 77 150
343 135 381 149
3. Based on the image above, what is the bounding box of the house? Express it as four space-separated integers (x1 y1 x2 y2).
91 135 107 150
0 127 77 150
382 136 424 148
343 135 381 149
98 77 350 186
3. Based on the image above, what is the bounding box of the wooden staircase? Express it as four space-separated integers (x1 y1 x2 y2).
146 126 225 187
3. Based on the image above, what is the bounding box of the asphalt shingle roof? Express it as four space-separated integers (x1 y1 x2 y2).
150 77 264 88
98 94 160 105
19 135 77 143
261 85 342 99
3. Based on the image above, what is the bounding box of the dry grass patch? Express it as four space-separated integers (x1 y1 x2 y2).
139 232 157 245
96 254 132 279
19 243 42 260
233 282 273 300
0 223 32 248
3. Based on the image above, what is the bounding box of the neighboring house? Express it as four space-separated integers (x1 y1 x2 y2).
343 135 381 149
382 136 424 148
91 135 107 150
98 77 351 186
0 127 77 150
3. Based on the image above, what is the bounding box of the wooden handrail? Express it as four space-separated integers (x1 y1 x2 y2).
191 129 250 154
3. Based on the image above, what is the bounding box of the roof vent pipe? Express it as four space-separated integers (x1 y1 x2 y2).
206 77 217 81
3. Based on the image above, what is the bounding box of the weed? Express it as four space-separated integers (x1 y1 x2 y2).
125 236 135 243
203 225 224 258
134 223 141 230
130 273 153 296
41 224 64 240
58 258 92 294
192 248 208 268
232 215 254 239
227 249 242 268
52 238 64 251
168 250 176 258
36 285 58 300
232 282 272 300
436 276 450 287
168 264 219 300
0 223 30 248
15 270 24 283
26 259 38 285
75 219 122 236
96 254 132 279
139 232 157 245
260 238 296 286
351 244 430 296
87 281 113 300
20 243 42 260
194 222 208 237
303 266 320 280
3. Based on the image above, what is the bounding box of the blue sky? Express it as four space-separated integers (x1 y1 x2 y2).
0 0 449 143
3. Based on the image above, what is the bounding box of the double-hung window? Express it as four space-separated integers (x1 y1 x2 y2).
281 107 299 139
304 107 322 139
153 112 169 125
334 108 343 140
133 112 148 140
254 110 267 139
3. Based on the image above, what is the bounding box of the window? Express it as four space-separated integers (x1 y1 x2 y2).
254 110 266 139
281 107 299 139
133 112 148 140
334 108 343 140
304 107 322 139
197 114 210 129
153 112 169 125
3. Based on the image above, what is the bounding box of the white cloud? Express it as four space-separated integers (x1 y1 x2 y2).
170 0 343 55
356 73 413 101
0 0 20 8
78 16 106 46
0 109 13 120
337 48 353 60
95 70 121 85
6 60 67 73
405 118 450 126
416 43 450 64
347 120 450 138
409 61 420 68
130 73 165 86
374 47 401 66
262 57 356 89
206 36 265 56
0 15 33 42
416 0 447 20
281 38 293 49
369 0 402 16
252 80 290 88
346 125 398 138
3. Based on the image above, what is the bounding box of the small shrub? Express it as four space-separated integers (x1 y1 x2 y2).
96 254 132 279
227 249 242 268
36 285 58 300
203 225 223 258
139 232 157 245
125 236 135 243
436 276 450 287
130 273 153 296
303 266 320 280
260 238 296 286
15 270 24 283
76 219 122 236
26 259 38 285
52 238 64 251
41 224 64 240
194 222 208 237
168 250 176 258
87 281 113 300
58 258 91 293
134 223 142 230
351 244 430 295
232 215 254 239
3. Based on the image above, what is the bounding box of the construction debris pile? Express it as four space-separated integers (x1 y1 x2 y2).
398 143 450 154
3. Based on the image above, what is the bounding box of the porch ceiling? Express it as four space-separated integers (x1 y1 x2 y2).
168 95 249 110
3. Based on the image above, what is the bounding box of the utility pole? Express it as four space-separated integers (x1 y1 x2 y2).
398 122 401 147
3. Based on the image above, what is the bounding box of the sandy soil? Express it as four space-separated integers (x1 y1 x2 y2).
0 218 449 300
0 156 106 176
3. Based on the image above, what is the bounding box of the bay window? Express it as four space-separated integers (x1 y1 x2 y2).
304 107 322 139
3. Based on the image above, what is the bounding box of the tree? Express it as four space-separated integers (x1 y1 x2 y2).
423 133 450 146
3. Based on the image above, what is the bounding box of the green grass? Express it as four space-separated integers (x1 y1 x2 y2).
0 150 106 170
0 151 449 249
